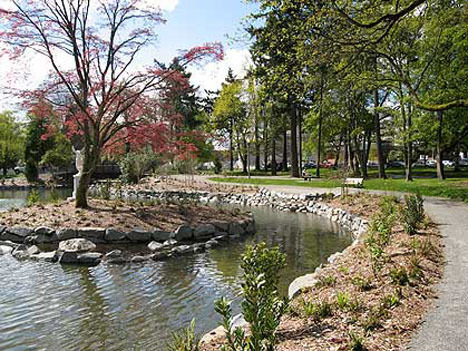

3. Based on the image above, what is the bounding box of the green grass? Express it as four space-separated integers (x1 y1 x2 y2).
209 168 468 202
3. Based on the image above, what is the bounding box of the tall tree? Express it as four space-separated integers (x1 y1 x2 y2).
0 112 24 176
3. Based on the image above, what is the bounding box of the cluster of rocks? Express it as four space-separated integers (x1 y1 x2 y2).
0 217 256 266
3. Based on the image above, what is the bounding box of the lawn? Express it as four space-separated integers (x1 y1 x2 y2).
209 167 468 202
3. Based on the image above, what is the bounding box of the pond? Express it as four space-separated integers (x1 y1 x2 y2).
0 188 73 212
0 194 353 351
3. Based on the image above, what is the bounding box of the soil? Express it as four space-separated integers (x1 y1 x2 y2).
0 199 248 232
202 194 444 351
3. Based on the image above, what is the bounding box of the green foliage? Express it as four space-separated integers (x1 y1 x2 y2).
316 275 336 288
214 243 287 351
300 299 332 320
348 331 365 351
401 194 425 235
351 275 372 292
41 133 73 169
27 189 41 206
167 319 200 351
119 149 159 184
381 293 401 310
0 111 24 177
336 292 360 312
389 267 410 286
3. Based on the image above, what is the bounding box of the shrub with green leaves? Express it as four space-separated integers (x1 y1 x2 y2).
27 189 41 206
215 243 288 351
167 319 200 351
389 267 410 286
401 194 425 235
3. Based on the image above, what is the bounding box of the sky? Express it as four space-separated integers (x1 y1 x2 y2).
0 0 256 112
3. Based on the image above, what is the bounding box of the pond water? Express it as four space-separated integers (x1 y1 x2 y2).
0 193 352 351
0 189 72 212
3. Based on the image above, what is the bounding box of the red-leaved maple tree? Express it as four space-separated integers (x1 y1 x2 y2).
0 0 223 208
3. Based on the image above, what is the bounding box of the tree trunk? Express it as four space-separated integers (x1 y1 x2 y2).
316 75 324 178
75 146 99 208
374 89 387 179
298 107 303 175
344 130 349 169
454 142 461 172
406 103 413 181
436 111 446 180
290 104 300 178
271 136 277 176
254 114 261 171
229 117 234 171
282 129 288 172
263 120 269 172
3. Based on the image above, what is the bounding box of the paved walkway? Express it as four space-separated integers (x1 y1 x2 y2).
187 175 468 350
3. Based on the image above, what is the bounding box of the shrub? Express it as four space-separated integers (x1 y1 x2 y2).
167 319 200 351
381 293 400 309
348 331 365 351
215 243 288 351
352 275 373 292
401 194 425 235
389 267 410 286
27 189 41 206
336 291 360 312
300 299 333 320
361 306 388 332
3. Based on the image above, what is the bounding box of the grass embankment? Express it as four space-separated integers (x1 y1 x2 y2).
209 168 468 202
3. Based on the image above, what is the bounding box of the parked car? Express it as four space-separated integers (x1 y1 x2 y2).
303 161 317 169
426 160 437 168
442 160 454 167
459 158 468 167
14 165 25 174
386 161 405 168
367 161 379 168
412 160 427 167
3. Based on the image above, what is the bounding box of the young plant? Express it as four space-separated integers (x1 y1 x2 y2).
348 331 365 351
352 275 373 292
381 292 401 309
215 243 288 351
316 275 337 288
167 319 200 351
389 267 410 286
401 194 425 235
300 299 333 320
27 189 41 206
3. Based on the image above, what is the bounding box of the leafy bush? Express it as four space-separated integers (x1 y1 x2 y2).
401 194 425 235
167 319 200 351
27 189 41 206
215 243 287 351
119 150 159 184
389 267 410 286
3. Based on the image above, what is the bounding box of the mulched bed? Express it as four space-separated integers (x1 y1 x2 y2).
202 194 444 351
0 199 248 232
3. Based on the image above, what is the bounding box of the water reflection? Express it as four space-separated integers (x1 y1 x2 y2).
0 206 352 351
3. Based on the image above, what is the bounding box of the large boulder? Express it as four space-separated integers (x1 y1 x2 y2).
11 244 30 259
148 241 164 251
105 250 126 264
228 222 245 236
77 252 103 266
31 251 58 262
193 224 215 240
105 228 127 242
1 227 33 243
126 229 152 242
27 227 58 244
57 228 77 241
152 230 173 242
0 245 13 255
77 227 106 243
174 225 193 241
212 221 230 232
58 238 96 253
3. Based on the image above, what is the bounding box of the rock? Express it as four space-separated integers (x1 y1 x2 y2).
11 245 30 259
228 222 245 236
2 227 33 243
151 252 169 261
0 245 12 255
288 273 319 299
126 229 152 242
245 220 256 235
77 252 103 266
212 221 229 232
31 251 58 262
57 228 77 241
163 239 177 247
0 226 5 235
58 251 78 264
213 233 229 241
201 326 225 345
105 228 126 242
152 230 173 242
131 255 149 263
77 227 106 243
205 239 219 249
58 238 96 253
27 245 40 255
174 225 193 241
148 241 164 251
105 250 126 264
171 245 192 255
34 226 55 235
193 224 215 240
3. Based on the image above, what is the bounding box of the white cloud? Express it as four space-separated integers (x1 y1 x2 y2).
189 49 252 93
151 0 179 12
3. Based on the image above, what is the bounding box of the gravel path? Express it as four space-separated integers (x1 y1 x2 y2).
195 175 468 350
